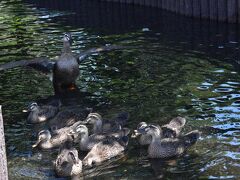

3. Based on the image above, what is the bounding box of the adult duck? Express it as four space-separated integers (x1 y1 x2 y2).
53 33 79 94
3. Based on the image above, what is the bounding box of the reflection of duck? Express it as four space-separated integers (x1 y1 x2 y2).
138 124 200 158
132 117 186 145
54 142 82 177
69 124 129 151
27 101 61 124
84 112 129 134
83 136 128 167
53 33 79 94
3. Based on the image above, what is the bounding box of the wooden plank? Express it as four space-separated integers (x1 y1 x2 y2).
171 0 176 13
151 0 158 7
200 0 209 20
239 0 240 23
185 0 193 17
209 0 218 20
176 0 180 14
179 0 185 15
0 106 8 180
162 0 166 9
192 0 201 18
218 0 227 22
126 0 134 4
157 0 162 8
227 0 237 23
138 0 145 5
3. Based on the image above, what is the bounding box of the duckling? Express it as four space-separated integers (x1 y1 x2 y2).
54 142 82 177
32 127 78 149
48 107 92 131
83 136 128 167
132 117 186 145
69 124 130 151
161 116 186 138
138 124 200 159
27 101 60 124
84 112 129 134
53 33 79 94
131 122 152 145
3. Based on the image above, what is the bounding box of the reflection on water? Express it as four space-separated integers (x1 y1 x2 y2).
0 0 240 179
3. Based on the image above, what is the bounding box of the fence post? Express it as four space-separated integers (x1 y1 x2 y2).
0 106 8 180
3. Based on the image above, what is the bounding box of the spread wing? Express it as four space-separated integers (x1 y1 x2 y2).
0 45 124 72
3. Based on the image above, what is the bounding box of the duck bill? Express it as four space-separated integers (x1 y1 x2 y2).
32 139 41 148
131 130 141 138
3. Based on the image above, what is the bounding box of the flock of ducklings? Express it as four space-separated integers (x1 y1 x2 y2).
27 100 200 178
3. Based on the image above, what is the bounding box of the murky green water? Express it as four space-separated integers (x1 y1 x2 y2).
1 0 240 179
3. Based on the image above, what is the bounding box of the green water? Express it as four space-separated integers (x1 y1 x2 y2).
0 0 240 179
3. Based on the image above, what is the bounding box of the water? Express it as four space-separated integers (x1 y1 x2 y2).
0 0 240 179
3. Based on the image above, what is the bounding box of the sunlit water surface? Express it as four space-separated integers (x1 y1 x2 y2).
0 0 240 179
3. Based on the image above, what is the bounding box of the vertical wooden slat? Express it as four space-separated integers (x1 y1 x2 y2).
162 0 166 10
200 0 209 20
185 0 193 17
218 0 227 22
0 106 8 180
192 0 201 18
157 0 162 8
138 0 145 5
176 0 180 14
238 0 240 23
209 0 218 20
179 0 185 15
227 0 237 23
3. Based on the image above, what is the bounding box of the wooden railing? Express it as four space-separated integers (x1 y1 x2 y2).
0 106 8 180
100 0 240 23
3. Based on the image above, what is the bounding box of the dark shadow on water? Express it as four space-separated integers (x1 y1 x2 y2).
24 0 240 69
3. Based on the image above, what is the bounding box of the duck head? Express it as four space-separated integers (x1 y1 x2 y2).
69 124 88 136
138 124 162 138
131 122 148 138
63 33 73 46
27 102 39 112
84 113 102 124
32 130 51 148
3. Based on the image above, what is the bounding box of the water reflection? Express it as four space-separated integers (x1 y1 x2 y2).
0 0 240 179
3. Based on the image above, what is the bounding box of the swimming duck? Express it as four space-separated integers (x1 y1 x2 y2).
27 101 60 124
54 142 82 177
132 117 186 145
69 124 130 152
138 124 200 158
161 116 186 138
83 136 129 167
32 127 77 149
53 33 79 94
84 112 129 134
48 107 92 131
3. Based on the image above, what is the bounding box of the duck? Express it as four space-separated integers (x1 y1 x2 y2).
161 116 186 138
132 117 186 145
83 136 129 167
137 124 200 158
48 107 92 131
54 142 82 177
26 100 61 124
53 33 80 94
84 112 129 134
32 125 79 149
69 124 130 151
